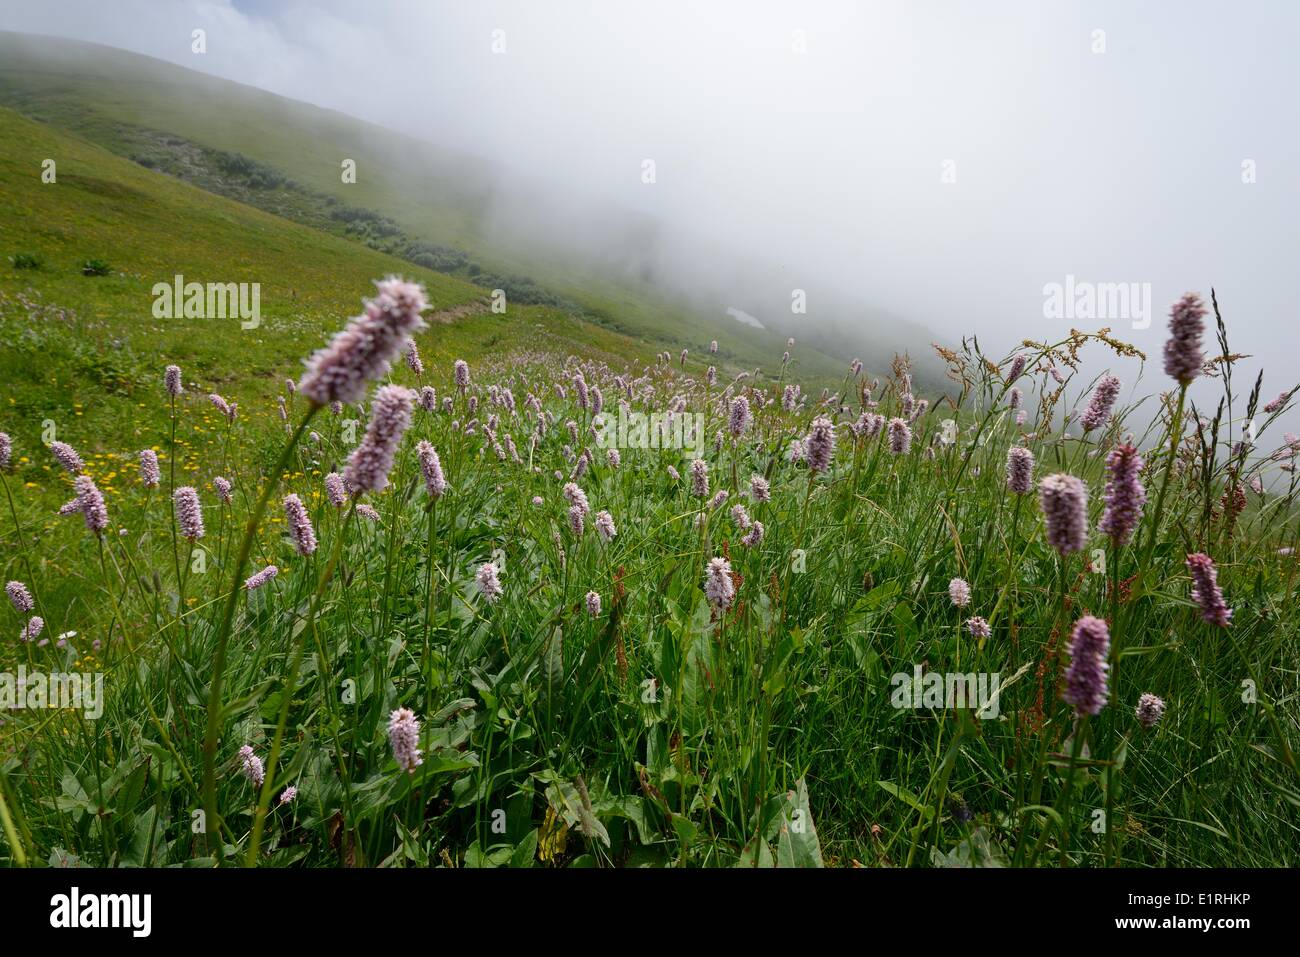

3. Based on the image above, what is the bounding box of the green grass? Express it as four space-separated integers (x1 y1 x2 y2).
0 101 661 439
1 267 1298 866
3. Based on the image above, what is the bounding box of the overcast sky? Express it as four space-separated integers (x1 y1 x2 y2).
3 0 1297 425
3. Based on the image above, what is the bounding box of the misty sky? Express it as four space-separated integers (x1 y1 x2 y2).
3 0 1298 425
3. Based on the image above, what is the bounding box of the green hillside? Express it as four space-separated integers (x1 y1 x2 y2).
0 100 670 640
0 31 864 385
0 104 658 486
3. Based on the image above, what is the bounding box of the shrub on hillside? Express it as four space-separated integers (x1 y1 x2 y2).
404 240 468 272
474 271 576 310
207 148 289 190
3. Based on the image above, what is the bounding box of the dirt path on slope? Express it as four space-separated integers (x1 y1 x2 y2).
427 299 491 324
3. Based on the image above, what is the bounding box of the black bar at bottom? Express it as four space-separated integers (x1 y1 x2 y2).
0 867 1275 941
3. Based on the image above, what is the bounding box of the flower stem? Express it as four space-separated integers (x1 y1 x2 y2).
201 407 316 861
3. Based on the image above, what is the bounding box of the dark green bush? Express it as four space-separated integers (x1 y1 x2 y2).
207 148 289 189
404 240 468 272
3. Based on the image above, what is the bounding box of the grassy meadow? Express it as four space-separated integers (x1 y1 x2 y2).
1 55 1299 870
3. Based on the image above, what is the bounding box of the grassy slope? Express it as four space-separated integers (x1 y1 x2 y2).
0 102 652 441
0 31 853 386
0 103 655 622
